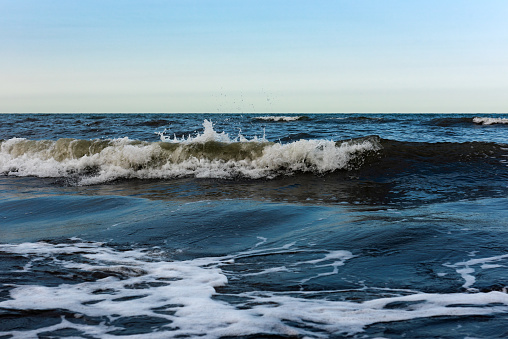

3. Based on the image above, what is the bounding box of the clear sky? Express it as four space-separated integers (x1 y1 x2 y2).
1 0 507 113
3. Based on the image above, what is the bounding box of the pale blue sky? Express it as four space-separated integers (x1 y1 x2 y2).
1 0 507 113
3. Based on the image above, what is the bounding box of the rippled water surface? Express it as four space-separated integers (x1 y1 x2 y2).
1 113 508 338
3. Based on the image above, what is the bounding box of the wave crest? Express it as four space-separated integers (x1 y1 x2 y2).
473 117 508 125
0 122 381 185
429 116 508 127
252 116 309 122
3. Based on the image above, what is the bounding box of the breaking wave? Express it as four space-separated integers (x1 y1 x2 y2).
252 116 309 122
1 120 506 186
0 120 379 185
430 116 508 127
473 117 508 125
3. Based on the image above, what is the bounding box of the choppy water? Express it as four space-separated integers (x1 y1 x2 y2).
1 113 508 338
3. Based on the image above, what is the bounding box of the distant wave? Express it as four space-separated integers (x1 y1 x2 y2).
345 116 384 121
428 117 473 127
136 118 174 127
327 116 389 122
430 117 508 127
252 116 309 122
473 117 508 125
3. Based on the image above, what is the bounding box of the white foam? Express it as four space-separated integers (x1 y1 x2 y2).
444 254 508 291
254 116 304 122
298 250 356 283
481 264 503 269
4 317 116 339
2 241 508 338
254 236 267 248
473 117 508 125
243 266 291 276
156 120 245 143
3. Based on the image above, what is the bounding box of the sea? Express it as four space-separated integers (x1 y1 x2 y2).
0 113 507 338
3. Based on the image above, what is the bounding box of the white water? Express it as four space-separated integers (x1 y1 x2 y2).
1 240 508 338
155 120 258 143
253 116 305 122
0 120 380 184
473 117 508 125
444 253 508 291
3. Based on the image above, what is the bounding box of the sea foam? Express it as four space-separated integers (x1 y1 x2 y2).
473 117 508 125
253 116 307 122
1 240 508 338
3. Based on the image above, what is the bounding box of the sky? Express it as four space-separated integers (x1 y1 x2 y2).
1 0 507 113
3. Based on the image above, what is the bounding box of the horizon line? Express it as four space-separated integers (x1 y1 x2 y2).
1 112 507 115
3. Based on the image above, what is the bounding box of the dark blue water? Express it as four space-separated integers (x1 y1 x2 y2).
1 114 508 338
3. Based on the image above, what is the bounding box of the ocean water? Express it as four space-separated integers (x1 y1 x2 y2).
0 113 507 338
